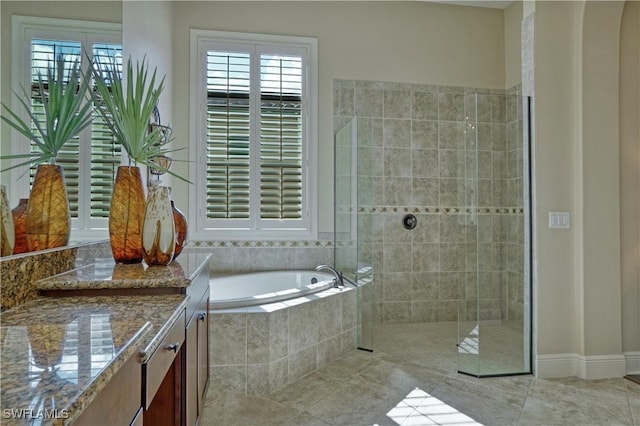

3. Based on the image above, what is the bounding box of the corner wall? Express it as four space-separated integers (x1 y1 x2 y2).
619 0 640 374
533 0 635 379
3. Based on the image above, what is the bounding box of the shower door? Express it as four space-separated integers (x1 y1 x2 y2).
457 92 532 377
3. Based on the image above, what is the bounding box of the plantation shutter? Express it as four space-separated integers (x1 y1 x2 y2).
206 51 251 219
30 40 81 218
90 43 122 219
204 48 304 223
259 54 303 220
29 39 121 224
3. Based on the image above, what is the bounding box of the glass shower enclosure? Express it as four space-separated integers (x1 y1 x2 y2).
334 86 531 377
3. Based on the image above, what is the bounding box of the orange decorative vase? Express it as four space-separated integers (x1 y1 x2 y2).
26 164 70 251
142 183 175 266
12 199 29 254
1 185 14 256
110 166 145 264
171 201 187 259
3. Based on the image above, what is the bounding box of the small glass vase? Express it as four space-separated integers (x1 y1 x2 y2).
12 198 29 254
171 201 187 260
142 183 175 266
1 185 15 256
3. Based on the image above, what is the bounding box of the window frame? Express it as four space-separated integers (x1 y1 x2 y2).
10 16 122 239
189 29 318 241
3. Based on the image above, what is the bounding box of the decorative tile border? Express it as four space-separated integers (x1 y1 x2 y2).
343 206 525 215
186 240 334 248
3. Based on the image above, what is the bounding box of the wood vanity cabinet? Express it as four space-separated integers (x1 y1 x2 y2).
143 312 186 425
75 352 142 426
183 271 210 425
35 258 211 426
144 269 210 426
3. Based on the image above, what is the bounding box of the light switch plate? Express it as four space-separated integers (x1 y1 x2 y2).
549 211 570 229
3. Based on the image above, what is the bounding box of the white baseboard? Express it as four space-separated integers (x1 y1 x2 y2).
623 351 640 375
536 353 627 379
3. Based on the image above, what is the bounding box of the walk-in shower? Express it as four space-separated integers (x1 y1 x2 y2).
334 80 532 377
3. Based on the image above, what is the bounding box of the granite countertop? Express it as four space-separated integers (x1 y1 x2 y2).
0 294 188 425
35 252 211 291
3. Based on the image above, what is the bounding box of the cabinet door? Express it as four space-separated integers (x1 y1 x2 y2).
197 297 210 405
185 316 198 426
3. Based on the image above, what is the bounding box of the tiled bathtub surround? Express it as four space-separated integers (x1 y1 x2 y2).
334 80 526 324
208 286 357 397
187 237 334 274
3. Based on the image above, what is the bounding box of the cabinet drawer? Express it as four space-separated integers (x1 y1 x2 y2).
143 312 185 408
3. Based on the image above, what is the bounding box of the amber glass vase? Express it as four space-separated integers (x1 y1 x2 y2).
12 199 29 254
142 184 175 266
110 166 145 263
171 201 187 260
1 185 15 256
26 164 70 251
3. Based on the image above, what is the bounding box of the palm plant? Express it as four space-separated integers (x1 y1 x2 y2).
91 56 187 182
0 55 93 170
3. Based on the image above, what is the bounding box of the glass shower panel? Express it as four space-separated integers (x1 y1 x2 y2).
458 92 531 377
335 117 357 281
457 92 480 376
355 117 375 351
334 117 375 351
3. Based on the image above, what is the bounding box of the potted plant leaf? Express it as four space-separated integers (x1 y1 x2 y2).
0 55 93 250
92 56 186 264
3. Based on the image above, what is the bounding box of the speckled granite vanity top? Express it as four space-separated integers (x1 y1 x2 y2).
0 294 188 425
35 252 211 291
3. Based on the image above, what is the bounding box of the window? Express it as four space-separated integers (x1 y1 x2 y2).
9 16 122 236
190 30 318 240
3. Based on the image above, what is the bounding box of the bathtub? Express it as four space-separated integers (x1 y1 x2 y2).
209 270 337 309
207 269 358 397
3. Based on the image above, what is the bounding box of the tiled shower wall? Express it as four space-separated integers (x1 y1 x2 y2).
334 79 525 324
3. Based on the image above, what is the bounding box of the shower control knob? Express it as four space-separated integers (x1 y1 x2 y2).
402 214 417 230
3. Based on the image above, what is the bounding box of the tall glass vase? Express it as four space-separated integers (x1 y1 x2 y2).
110 166 145 264
142 183 175 266
1 184 15 256
26 164 70 251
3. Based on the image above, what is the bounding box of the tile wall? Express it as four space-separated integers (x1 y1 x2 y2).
208 287 357 397
186 236 334 275
333 80 526 324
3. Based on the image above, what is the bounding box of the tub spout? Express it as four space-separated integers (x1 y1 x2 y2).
315 265 344 288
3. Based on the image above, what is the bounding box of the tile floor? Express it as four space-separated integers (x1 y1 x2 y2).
201 322 640 425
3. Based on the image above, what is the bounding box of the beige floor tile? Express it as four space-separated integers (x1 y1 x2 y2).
200 322 638 426
518 378 635 426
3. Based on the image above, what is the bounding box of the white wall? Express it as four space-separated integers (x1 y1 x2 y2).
121 1 174 188
504 0 522 89
619 0 640 372
169 1 505 233
531 1 580 361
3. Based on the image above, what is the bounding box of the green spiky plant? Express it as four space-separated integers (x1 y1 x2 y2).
91 56 188 182
0 55 93 171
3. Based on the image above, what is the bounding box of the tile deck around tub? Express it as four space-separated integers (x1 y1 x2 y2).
209 286 357 397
